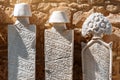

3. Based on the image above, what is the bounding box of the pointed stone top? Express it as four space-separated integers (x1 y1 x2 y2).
49 11 70 23
82 13 112 37
13 3 32 17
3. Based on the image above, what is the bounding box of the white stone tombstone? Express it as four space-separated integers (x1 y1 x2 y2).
45 11 74 80
8 3 36 80
81 13 112 80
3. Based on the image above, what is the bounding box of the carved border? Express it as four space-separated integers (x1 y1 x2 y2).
81 39 112 80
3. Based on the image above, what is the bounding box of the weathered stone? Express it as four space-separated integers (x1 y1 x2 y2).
9 0 15 5
59 2 68 7
16 0 30 3
87 0 105 4
30 12 48 26
50 3 58 7
93 6 109 16
0 0 5 2
4 7 14 24
46 58 73 80
106 4 119 13
78 0 87 3
0 5 5 10
82 13 112 80
0 0 9 5
10 0 42 4
73 11 91 28
47 0 71 2
45 22 74 80
82 13 112 37
107 13 120 27
8 23 36 80
45 28 74 80
37 3 52 12
78 4 91 11
0 0 7 3
0 26 7 45
0 0 120 80
31 4 37 11
30 0 42 3
82 41 112 80
73 11 83 27
112 0 120 2
0 11 5 23
104 0 111 4
68 2 79 9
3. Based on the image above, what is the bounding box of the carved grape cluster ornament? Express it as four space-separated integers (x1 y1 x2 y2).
82 13 112 37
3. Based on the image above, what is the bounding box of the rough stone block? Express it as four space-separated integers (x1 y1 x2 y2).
107 14 120 25
87 0 105 4
10 0 42 4
47 0 71 2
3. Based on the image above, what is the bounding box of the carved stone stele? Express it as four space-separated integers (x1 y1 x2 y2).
45 11 74 80
81 13 112 80
8 3 36 80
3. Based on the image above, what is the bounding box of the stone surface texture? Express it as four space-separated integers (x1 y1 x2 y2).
82 42 111 80
45 27 73 80
82 13 112 37
82 13 112 80
8 23 36 80
0 0 119 80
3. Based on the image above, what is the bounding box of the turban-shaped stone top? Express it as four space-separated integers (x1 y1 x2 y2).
13 3 32 17
82 13 112 37
49 11 70 23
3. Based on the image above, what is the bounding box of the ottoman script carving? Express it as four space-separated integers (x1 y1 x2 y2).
81 13 112 80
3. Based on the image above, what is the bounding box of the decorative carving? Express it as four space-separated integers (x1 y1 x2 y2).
45 11 73 80
81 13 112 80
8 23 36 80
45 29 73 80
82 13 112 37
8 3 36 80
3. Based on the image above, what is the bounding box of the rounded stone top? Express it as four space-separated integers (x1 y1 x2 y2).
49 11 70 23
82 13 112 37
13 3 32 17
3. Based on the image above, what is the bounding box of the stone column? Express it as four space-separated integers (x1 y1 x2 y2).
81 13 112 80
45 11 74 80
8 3 36 80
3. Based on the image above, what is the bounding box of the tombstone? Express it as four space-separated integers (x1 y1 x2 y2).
45 11 74 80
8 3 36 80
81 13 112 80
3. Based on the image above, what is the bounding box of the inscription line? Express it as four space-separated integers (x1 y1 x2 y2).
18 68 35 73
18 58 35 64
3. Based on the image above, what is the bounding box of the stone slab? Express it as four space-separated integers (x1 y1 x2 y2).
8 24 36 80
45 29 74 80
82 40 112 80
